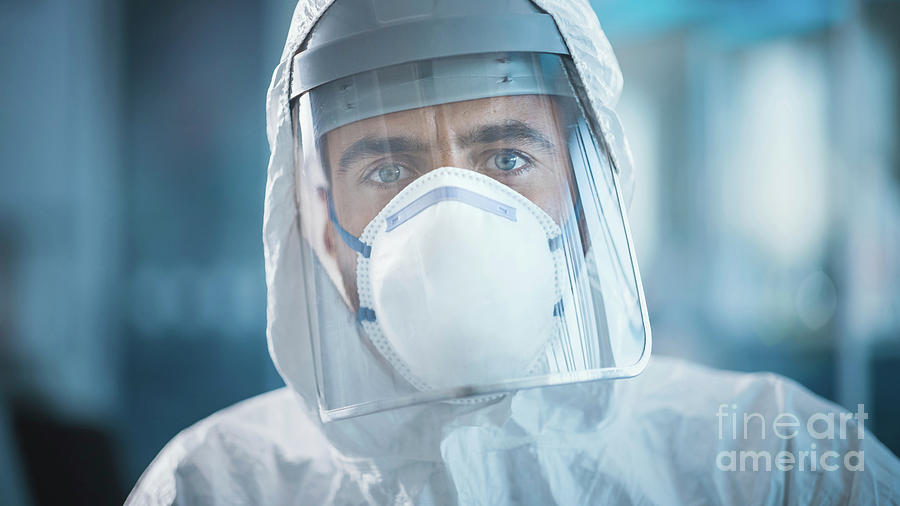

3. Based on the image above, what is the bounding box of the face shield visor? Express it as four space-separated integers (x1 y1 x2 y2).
290 51 649 421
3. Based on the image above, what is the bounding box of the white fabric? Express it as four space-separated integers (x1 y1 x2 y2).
127 357 900 504
357 167 564 391
126 0 900 504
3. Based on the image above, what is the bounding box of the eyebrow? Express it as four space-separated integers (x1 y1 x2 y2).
337 136 428 173
456 120 558 153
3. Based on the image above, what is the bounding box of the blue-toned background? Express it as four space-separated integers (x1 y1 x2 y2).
1 0 898 504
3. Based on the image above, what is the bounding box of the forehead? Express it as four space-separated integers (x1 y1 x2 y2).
323 94 562 147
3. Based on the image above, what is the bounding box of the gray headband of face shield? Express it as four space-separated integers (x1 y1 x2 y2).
289 0 570 95
304 52 576 137
289 0 577 136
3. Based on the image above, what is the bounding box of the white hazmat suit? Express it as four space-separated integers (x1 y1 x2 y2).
127 0 900 504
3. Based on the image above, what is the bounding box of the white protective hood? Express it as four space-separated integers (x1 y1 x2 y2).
263 0 637 496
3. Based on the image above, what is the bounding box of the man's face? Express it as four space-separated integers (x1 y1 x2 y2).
323 94 574 308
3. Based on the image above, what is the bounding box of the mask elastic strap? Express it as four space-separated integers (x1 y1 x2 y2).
326 192 372 258
326 193 379 323
357 306 377 322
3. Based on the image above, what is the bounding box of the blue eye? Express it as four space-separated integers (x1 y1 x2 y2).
367 163 411 184
492 151 528 172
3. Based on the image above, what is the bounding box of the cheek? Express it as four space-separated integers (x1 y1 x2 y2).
341 200 390 237
333 236 361 305
519 168 573 224
331 181 401 237
336 246 356 280
531 193 566 224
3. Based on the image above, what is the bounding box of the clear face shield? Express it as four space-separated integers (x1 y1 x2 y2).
291 52 650 421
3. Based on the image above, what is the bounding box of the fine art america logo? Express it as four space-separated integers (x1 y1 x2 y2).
716 404 867 472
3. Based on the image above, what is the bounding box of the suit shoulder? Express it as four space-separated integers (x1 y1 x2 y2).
125 388 336 506
629 355 837 417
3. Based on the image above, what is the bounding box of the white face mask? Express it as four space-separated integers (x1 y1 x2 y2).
339 167 566 392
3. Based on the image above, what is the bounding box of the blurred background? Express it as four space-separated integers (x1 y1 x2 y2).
1 0 898 503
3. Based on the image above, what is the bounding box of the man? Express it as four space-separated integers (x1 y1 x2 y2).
128 0 900 504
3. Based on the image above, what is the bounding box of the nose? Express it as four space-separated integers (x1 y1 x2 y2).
432 146 469 170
